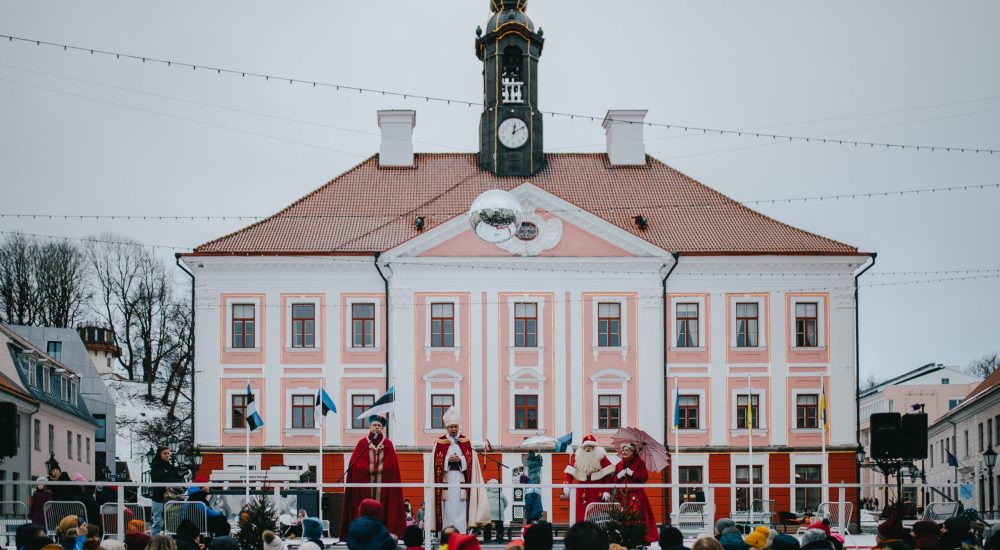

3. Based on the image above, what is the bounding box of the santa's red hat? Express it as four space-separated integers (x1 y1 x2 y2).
581 434 599 447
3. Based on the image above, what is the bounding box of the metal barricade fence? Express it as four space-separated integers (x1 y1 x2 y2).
43 501 87 537
100 503 151 538
0 501 27 547
816 501 854 534
163 501 208 536
583 502 621 529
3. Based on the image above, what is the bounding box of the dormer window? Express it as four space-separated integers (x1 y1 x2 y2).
27 358 36 386
42 366 51 394
501 46 524 103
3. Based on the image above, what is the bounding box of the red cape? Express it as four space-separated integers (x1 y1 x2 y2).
615 456 658 544
432 433 474 531
339 434 406 538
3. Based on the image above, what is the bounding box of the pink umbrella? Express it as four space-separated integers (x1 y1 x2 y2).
610 427 669 473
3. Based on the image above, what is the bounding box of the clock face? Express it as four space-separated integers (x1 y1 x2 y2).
498 117 529 149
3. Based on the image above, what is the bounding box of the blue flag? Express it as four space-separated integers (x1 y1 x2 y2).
555 432 573 453
245 384 264 432
673 383 681 429
947 451 959 468
316 388 337 416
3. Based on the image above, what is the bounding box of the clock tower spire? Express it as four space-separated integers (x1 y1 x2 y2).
476 0 545 176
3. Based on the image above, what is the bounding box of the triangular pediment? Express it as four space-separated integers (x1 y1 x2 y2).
383 183 669 260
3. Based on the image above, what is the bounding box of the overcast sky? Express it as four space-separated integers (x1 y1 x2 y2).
1 0 998 381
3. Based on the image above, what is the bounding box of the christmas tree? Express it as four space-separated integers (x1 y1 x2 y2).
237 496 280 550
605 492 648 549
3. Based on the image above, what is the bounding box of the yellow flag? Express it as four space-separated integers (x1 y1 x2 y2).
747 392 753 436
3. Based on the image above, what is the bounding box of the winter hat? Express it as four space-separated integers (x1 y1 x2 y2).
878 519 905 540
581 434 599 447
808 518 832 537
944 517 970 536
71 472 87 482
101 541 126 550
36 476 47 489
772 534 801 550
124 532 151 550
801 529 828 546
716 518 737 535
262 530 284 550
660 526 684 548
449 533 483 550
302 517 323 540
127 519 146 534
176 518 200 540
359 498 383 518
524 521 554 550
403 524 424 547
913 520 939 537
745 526 770 549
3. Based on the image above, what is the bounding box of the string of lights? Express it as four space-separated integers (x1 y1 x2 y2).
0 230 191 251
4 33 998 155
1 182 995 222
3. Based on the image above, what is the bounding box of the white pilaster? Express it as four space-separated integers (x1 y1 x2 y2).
710 289 728 446
390 287 415 445
554 291 568 436
570 291 584 439
470 289 484 445
637 287 664 439
327 289 341 446
771 291 788 445
486 290 500 443
265 291 282 446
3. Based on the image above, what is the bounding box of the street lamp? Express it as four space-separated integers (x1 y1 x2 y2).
984 446 997 514
45 454 61 477
856 445 866 465
145 447 156 466
167 436 180 453
192 450 203 469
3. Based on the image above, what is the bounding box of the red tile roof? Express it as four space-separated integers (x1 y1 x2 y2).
0 371 35 404
193 153 859 256
966 368 1000 401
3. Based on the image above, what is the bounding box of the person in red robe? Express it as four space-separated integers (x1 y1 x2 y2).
562 434 615 523
614 443 658 544
339 416 406 540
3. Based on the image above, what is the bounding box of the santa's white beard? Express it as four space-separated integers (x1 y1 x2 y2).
574 445 606 475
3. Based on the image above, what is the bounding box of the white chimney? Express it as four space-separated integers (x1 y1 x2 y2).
602 109 648 166
377 110 416 167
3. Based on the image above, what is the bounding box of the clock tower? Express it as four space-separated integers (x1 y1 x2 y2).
476 0 545 176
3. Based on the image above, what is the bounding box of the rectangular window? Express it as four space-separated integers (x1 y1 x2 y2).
48 424 54 454
676 303 699 347
736 395 760 430
736 303 759 347
352 303 376 348
979 424 984 452
796 394 819 429
597 302 621 347
10 472 17 503
430 303 455 348
94 414 107 443
965 430 970 457
795 302 819 347
43 367 51 393
514 394 539 430
942 378 950 384
86 438 90 464
291 304 316 348
990 419 994 448
735 465 763 511
0 471 4 502
678 466 704 503
291 395 315 429
66 431 72 460
76 434 82 462
47 341 62 361
231 394 247 429
597 395 621 430
678 395 699 429
352 395 375 429
949 399 961 410
430 394 455 429
34 419 40 451
795 465 822 512
232 304 256 349
514 303 538 347
27 359 36 386
60 376 67 402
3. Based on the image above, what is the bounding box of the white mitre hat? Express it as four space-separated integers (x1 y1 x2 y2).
443 406 461 428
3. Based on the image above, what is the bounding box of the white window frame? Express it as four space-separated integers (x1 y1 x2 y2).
69 379 77 406
729 295 767 350
674 388 708 433
285 388 320 432
590 369 630 433
346 297 382 351
33 419 40 451
671 296 707 351
731 387 768 433
791 389 824 432
86 437 90 464
27 358 36 386
789 295 826 349
508 297 545 352
285 297 322 352
789 453 825 513
591 296 629 360
422 368 463 432
424 297 461 360
60 376 68 401
508 369 546 434
731 453 769 512
43 365 51 394
672 453 708 510
346 390 378 433
224 387 260 433
225 296 263 352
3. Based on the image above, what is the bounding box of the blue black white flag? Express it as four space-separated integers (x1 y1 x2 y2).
555 432 573 453
357 387 396 420
316 388 337 417
245 384 264 432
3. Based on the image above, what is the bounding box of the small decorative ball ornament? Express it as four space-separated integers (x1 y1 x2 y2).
468 189 524 244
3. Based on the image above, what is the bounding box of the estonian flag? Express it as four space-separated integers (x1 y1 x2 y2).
555 432 573 453
316 388 337 418
947 450 959 468
245 384 264 432
357 387 396 420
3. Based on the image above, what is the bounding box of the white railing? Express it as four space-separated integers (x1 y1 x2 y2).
0 501 27 547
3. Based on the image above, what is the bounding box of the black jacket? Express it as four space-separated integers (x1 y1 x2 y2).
149 458 185 502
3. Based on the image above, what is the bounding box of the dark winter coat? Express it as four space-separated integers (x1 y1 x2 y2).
28 488 52 525
174 536 202 550
346 516 396 550
720 532 751 550
207 535 240 550
149 458 185 503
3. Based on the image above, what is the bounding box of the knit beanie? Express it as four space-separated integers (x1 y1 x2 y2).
772 534 801 550
524 521 554 550
913 520 939 537
716 518 737 535
127 519 146 534
801 529 828 546
359 498 383 518
945 517 970 537
176 518 200 540
745 525 770 549
809 519 832 538
262 530 284 550
660 526 684 548
878 519 905 540
302 517 323 540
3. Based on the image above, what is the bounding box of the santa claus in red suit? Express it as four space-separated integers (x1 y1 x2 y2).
562 434 615 523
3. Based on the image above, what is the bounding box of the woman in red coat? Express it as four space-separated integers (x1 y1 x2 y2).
614 443 658 545
339 416 407 540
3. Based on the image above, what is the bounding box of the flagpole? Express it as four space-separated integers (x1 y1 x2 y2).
318 401 324 507
246 379 251 503
821 373 828 505
673 376 680 521
748 374 753 512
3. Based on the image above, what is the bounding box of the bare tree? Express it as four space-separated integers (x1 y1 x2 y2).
87 234 145 381
133 259 178 400
35 241 89 328
0 233 40 325
861 373 883 391
161 298 193 421
967 353 1000 378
